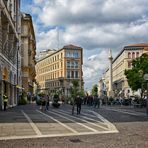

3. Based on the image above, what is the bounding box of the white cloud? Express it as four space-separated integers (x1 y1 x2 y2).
21 0 148 90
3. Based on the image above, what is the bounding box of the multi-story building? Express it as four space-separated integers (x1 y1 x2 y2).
35 44 83 98
104 43 148 98
0 0 22 110
21 13 36 94
98 77 106 97
36 49 56 61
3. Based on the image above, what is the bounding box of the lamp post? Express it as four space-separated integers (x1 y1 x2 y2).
144 74 148 115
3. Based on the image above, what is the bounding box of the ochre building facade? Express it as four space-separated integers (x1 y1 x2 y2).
36 45 83 98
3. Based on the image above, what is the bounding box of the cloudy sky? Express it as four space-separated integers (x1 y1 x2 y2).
21 0 148 90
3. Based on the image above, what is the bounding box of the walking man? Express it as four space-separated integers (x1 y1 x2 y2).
75 95 82 115
45 95 50 110
3 94 8 111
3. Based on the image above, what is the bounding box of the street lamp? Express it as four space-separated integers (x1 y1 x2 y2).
144 74 148 115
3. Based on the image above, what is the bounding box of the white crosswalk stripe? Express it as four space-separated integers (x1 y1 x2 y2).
21 110 42 136
47 110 99 132
55 109 109 131
36 110 78 134
0 108 118 140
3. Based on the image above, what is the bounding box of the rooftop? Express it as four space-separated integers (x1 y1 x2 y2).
63 44 82 49
125 43 148 48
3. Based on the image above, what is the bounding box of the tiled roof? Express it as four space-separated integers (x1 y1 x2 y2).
125 43 148 47
63 44 82 49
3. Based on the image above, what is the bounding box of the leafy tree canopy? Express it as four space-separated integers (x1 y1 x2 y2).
125 53 148 97
91 84 98 96
71 80 79 98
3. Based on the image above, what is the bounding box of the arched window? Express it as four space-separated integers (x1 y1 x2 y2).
136 52 139 58
128 52 131 58
132 52 135 59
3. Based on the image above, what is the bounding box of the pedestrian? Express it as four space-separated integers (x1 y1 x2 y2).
3 94 8 111
41 96 46 111
71 97 75 115
93 95 98 108
97 96 100 108
27 92 31 103
75 95 82 115
45 95 50 110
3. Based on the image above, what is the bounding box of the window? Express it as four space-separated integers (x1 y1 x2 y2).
132 52 135 59
75 71 79 78
71 61 74 68
67 71 70 78
66 51 71 57
74 61 78 68
128 52 131 58
128 61 132 68
136 52 139 58
67 61 70 68
71 71 74 78
73 51 79 58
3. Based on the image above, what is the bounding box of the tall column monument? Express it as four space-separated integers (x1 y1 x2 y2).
108 49 113 97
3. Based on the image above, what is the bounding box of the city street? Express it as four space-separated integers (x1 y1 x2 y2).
0 104 148 148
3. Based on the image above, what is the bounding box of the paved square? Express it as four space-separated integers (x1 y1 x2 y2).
0 106 118 140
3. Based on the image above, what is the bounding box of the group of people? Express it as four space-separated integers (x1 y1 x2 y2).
38 95 50 111
82 95 101 107
71 95 101 115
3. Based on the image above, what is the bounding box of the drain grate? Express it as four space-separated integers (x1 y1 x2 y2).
69 138 82 143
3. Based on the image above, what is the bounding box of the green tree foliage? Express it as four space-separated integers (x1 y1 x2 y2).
79 89 85 97
91 84 98 96
71 80 79 99
125 53 148 98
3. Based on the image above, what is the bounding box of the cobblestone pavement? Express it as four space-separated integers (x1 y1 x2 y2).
0 104 148 148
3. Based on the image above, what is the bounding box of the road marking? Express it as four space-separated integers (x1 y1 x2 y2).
58 109 109 130
0 130 118 141
21 110 42 136
36 110 78 134
89 110 118 131
103 107 147 117
47 110 98 132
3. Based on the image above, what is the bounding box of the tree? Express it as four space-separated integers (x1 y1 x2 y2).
71 80 79 98
79 89 85 97
91 84 98 96
70 80 80 114
125 53 148 98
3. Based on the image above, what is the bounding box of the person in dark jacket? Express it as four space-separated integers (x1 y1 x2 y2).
75 95 82 115
3 94 8 111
